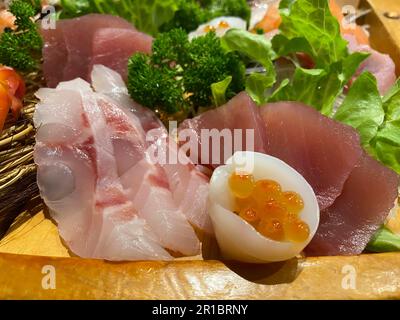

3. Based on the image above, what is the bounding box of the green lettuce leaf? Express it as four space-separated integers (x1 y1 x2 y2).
60 0 178 36
367 79 400 174
221 29 277 65
366 227 400 253
372 122 400 174
334 72 384 146
60 0 92 17
221 29 276 104
271 34 314 60
211 76 232 107
245 73 275 105
268 0 369 115
278 0 349 68
383 79 400 120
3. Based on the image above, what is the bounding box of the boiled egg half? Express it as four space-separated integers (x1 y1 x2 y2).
189 16 247 40
208 151 320 263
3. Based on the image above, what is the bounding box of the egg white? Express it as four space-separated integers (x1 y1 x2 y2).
188 16 247 41
208 151 320 263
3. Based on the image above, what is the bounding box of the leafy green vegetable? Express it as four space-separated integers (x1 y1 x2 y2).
0 0 43 71
369 80 400 174
332 74 400 174
262 0 370 114
271 34 314 61
245 73 275 105
127 29 245 115
366 227 400 253
267 55 369 116
160 0 250 33
183 30 245 107
383 79 400 120
221 29 277 65
59 0 92 17
59 0 251 35
221 29 276 104
269 67 341 114
159 0 208 33
372 123 400 174
211 76 232 107
278 0 348 68
208 0 250 24
60 0 179 36
334 72 384 146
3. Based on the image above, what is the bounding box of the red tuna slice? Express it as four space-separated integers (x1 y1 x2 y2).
41 14 136 87
305 153 399 256
345 34 397 95
91 28 153 81
179 92 267 169
41 26 68 88
260 101 363 210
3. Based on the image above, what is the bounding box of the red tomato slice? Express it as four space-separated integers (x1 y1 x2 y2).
0 66 26 99
0 82 12 132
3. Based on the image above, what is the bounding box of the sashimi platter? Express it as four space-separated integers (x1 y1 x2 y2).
0 0 400 300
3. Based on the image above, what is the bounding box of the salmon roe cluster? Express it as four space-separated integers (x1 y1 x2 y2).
228 172 310 242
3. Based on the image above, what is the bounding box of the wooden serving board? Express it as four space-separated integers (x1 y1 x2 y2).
1 0 400 300
363 0 400 75
1 212 400 300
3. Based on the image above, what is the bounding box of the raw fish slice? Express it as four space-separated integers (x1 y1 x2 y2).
33 88 90 144
345 34 396 95
40 26 68 88
159 134 212 233
80 93 173 259
98 216 173 261
35 144 96 251
91 28 152 81
86 93 200 256
41 14 142 87
305 153 399 256
260 101 363 210
179 92 267 168
133 160 200 255
34 79 172 260
91 65 161 132
93 65 212 233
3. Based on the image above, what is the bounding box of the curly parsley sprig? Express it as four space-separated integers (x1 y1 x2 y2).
0 0 43 71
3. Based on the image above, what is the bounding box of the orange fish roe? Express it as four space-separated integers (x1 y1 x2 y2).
239 207 260 223
229 173 255 198
229 173 310 242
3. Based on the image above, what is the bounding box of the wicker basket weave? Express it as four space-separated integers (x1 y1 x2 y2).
0 71 44 238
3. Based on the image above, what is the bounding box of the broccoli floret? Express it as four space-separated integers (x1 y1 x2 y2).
127 28 245 116
208 0 251 23
0 0 42 71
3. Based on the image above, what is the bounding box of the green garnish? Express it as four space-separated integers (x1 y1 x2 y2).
160 0 251 33
278 0 348 67
60 0 179 36
59 0 251 35
0 0 43 71
268 0 369 115
127 29 245 115
221 29 276 105
367 227 400 253
335 77 400 175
